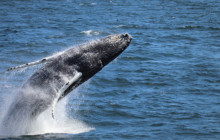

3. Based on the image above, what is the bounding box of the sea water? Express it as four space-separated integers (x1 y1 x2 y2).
0 0 220 139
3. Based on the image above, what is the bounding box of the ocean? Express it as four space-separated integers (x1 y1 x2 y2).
0 0 220 139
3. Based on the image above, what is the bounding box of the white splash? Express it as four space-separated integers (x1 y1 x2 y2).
81 30 100 36
28 98 94 135
0 90 94 137
0 64 94 138
115 25 126 28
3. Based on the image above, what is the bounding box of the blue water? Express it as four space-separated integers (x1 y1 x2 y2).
1 0 220 139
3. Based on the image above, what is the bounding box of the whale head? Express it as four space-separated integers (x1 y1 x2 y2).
64 33 132 86
96 33 132 66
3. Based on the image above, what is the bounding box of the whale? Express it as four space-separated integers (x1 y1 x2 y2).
2 33 132 135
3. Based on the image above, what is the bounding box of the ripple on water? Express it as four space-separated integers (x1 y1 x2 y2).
1 0 220 139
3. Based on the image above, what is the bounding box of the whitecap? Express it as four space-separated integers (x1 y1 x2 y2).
81 30 100 36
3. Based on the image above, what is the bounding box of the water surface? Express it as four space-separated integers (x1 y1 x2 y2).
0 0 220 139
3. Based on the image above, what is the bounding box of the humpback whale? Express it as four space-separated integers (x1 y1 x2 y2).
2 33 132 135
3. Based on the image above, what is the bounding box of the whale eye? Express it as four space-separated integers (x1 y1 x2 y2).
98 60 103 68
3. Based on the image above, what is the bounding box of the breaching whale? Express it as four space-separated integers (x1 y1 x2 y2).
2 33 132 135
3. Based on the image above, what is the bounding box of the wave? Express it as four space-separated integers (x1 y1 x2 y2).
177 25 220 31
80 30 100 36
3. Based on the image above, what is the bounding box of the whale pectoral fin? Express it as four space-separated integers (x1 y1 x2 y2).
6 51 66 71
7 57 52 71
52 71 82 119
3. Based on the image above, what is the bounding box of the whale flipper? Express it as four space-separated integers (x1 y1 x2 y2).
7 57 53 71
52 71 82 119
7 58 49 71
6 51 65 71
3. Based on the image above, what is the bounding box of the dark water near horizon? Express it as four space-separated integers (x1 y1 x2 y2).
0 0 220 139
